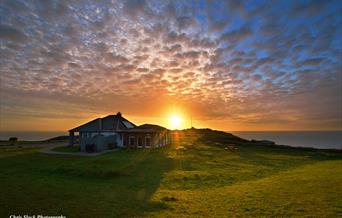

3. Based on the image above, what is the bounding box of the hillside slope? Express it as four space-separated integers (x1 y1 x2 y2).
0 128 341 217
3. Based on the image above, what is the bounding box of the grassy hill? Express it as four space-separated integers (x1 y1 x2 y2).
0 128 341 217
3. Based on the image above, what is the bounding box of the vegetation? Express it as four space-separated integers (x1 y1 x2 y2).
0 129 341 217
0 140 40 147
8 137 18 141
0 140 46 158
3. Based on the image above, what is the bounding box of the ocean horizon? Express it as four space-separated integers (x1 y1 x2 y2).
232 131 342 150
0 130 341 150
0 131 66 142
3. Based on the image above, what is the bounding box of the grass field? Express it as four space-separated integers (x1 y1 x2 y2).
0 129 341 217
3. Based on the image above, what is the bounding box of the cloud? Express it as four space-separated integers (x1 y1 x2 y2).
301 58 324 66
220 25 252 44
123 0 150 19
34 0 69 20
176 16 198 30
209 20 229 32
175 51 202 60
0 0 341 131
0 24 28 42
290 1 330 17
105 53 129 65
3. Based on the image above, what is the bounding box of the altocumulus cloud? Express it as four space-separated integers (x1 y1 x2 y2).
0 0 341 130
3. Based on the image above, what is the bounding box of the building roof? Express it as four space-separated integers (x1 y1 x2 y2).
69 112 136 132
126 124 169 133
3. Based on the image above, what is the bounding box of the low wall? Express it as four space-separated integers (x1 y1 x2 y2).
80 134 117 152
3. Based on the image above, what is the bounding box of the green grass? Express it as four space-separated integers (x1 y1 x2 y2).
0 141 45 158
0 129 341 217
52 145 80 153
0 140 41 146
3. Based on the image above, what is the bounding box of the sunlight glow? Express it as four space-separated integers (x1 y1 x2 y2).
169 114 183 130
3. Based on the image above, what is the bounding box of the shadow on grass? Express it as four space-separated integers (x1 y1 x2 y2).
0 148 175 217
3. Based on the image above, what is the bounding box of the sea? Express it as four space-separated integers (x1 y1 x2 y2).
0 131 341 150
0 131 66 141
232 131 342 150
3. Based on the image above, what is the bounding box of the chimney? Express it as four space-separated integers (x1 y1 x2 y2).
116 112 121 130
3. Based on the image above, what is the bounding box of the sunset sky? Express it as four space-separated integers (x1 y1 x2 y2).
0 0 341 132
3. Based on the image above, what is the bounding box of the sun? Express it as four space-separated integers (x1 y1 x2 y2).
169 114 183 129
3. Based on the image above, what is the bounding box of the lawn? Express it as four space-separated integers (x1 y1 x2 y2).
0 129 341 217
0 140 46 158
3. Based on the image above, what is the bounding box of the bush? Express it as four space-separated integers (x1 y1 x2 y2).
9 137 18 141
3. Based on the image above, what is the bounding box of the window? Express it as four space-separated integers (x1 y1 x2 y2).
145 136 151 147
138 137 143 147
122 121 134 129
129 136 135 146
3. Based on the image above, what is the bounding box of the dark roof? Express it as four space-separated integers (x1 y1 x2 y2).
69 113 136 132
126 124 169 133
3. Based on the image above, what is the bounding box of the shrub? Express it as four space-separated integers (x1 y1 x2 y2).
9 137 18 141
